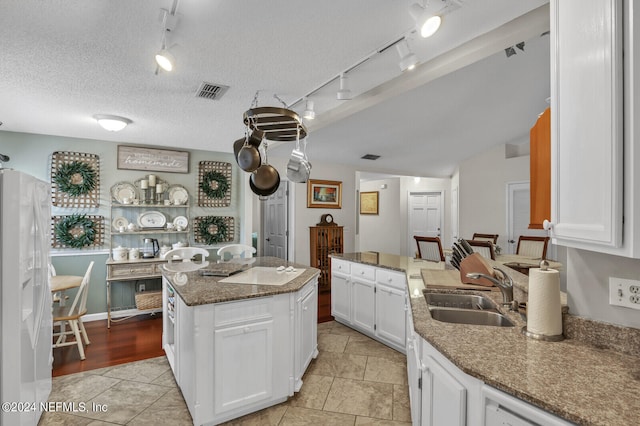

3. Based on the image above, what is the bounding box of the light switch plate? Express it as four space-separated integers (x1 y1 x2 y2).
609 277 640 309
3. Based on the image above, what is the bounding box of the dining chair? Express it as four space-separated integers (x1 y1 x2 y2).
466 239 496 260
516 236 550 259
217 244 257 262
52 261 94 361
414 236 445 262
472 233 499 244
165 247 210 264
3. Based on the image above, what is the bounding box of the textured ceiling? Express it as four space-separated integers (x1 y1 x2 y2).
0 0 550 177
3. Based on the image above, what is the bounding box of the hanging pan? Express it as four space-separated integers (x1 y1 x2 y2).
237 129 264 172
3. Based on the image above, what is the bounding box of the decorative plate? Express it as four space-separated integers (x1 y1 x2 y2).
112 216 129 230
173 216 188 229
168 185 189 205
111 182 137 204
137 211 167 229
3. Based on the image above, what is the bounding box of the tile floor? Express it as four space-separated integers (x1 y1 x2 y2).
39 321 411 425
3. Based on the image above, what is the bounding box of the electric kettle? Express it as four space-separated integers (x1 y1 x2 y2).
142 238 159 259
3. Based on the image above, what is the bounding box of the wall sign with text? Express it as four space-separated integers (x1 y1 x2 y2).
117 145 190 173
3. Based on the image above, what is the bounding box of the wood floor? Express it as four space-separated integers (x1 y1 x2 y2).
52 314 164 377
53 291 333 376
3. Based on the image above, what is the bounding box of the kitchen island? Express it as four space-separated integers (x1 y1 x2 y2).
332 252 640 425
162 257 320 426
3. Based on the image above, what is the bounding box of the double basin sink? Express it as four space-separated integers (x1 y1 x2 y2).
424 292 514 327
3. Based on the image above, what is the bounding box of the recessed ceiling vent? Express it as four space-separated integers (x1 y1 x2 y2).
196 82 229 100
361 154 381 160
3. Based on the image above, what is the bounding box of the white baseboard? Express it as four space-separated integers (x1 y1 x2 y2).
83 308 161 323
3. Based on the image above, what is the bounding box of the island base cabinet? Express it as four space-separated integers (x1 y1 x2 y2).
375 283 406 350
294 279 318 391
331 271 350 323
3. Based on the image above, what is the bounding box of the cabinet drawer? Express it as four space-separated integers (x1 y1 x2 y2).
351 263 375 281
109 262 159 279
331 258 351 275
376 269 407 290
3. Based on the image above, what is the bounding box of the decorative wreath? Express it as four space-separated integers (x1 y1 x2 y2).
53 161 97 197
54 214 96 248
200 170 229 199
197 216 228 244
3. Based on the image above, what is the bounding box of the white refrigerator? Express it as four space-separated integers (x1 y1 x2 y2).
0 169 53 425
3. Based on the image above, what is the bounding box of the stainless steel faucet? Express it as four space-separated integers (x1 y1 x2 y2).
466 267 516 310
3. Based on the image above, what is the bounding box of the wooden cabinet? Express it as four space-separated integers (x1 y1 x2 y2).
310 226 343 292
549 0 626 251
529 107 551 229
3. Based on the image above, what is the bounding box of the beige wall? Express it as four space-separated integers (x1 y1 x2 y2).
359 178 402 254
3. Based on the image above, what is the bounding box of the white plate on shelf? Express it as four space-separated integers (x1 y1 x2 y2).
112 216 129 230
173 216 188 229
111 182 137 204
137 211 167 229
168 185 189 205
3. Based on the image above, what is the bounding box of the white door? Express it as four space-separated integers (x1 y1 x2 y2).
262 181 288 259
507 182 547 254
451 186 459 242
408 192 443 257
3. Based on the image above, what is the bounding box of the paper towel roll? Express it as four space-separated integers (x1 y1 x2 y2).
527 267 562 336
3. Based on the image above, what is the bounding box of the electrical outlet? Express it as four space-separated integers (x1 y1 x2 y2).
609 278 640 310
139 284 146 292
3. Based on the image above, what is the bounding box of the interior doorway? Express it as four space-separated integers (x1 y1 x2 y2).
407 191 444 257
506 181 547 255
261 181 288 259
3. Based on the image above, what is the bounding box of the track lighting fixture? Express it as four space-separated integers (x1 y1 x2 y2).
409 3 442 38
93 114 132 132
303 99 316 120
396 39 419 72
155 7 178 72
155 47 175 72
336 74 352 100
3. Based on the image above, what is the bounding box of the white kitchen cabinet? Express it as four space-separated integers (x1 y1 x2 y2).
406 307 422 426
351 265 376 334
294 279 318 391
482 385 574 426
330 259 407 353
331 270 351 323
421 354 466 426
549 0 640 257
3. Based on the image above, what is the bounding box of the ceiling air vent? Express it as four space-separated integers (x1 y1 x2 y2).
196 82 229 100
361 154 380 160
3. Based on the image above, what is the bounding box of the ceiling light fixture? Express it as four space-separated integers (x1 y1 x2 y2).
396 39 419 72
303 99 316 120
93 114 132 132
409 3 442 38
336 74 352 100
155 47 175 72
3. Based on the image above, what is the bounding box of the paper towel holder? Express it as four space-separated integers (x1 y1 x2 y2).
521 260 565 342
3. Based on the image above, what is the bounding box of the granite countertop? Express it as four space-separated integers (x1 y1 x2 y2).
162 256 320 306
332 252 640 425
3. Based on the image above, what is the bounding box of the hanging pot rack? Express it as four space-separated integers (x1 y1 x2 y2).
243 107 307 142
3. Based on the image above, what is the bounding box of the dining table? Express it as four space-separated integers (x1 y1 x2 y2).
50 274 83 307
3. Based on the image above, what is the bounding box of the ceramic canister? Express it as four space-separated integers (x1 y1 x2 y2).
160 245 171 258
129 248 140 260
112 246 128 261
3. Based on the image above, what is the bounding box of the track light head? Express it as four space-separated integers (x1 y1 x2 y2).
396 40 419 72
409 3 442 38
303 99 316 120
336 74 352 100
155 48 175 72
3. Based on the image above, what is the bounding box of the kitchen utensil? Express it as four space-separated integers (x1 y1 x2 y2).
167 185 189 205
249 171 280 196
142 238 159 258
137 211 167 229
250 141 280 194
237 129 264 172
286 130 311 183
460 239 474 256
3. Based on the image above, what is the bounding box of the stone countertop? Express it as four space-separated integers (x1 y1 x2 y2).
162 257 320 307
332 252 640 425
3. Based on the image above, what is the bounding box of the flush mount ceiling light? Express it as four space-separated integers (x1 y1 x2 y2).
409 3 442 38
396 39 419 72
93 114 132 132
336 74 352 100
303 99 316 120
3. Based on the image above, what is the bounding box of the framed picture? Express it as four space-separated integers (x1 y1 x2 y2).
117 145 190 173
307 179 342 209
360 191 379 215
